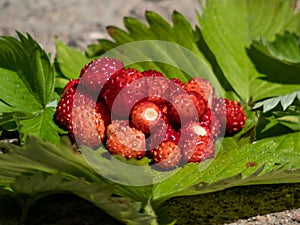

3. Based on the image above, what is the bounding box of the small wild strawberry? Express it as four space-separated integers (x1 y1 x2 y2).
130 100 165 136
79 57 124 95
180 121 214 163
168 91 207 129
151 141 182 170
102 68 146 117
105 120 146 159
184 78 217 108
222 98 246 135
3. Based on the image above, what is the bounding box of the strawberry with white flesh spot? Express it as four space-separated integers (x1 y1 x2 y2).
102 68 146 118
79 57 124 95
130 100 164 136
180 121 214 163
222 98 246 135
151 141 182 170
200 109 222 141
105 120 146 159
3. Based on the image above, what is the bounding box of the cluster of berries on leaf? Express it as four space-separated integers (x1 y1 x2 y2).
55 57 246 170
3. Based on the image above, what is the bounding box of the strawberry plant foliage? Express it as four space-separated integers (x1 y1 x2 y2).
0 0 300 224
0 33 63 144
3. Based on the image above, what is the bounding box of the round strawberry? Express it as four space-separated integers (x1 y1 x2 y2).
168 91 207 129
148 124 179 153
102 68 146 118
151 141 182 170
105 120 146 159
130 100 165 136
180 121 214 163
142 70 169 106
80 57 124 95
184 77 217 108
222 98 246 135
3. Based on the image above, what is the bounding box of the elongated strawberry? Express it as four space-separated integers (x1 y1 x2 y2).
222 98 246 134
151 141 182 170
180 121 214 163
55 79 79 129
71 94 108 149
55 79 109 149
80 57 124 95
102 68 146 117
105 120 146 159
168 90 207 129
130 100 165 135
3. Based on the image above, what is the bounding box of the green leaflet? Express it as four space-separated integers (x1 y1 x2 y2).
55 39 92 80
152 132 300 204
0 33 63 144
85 11 223 94
199 0 300 102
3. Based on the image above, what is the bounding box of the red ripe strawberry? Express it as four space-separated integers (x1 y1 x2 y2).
148 124 179 153
130 101 164 135
102 68 146 117
180 121 214 163
79 57 124 95
168 91 207 129
184 78 217 108
55 79 109 149
142 70 169 107
200 109 222 141
151 141 182 170
222 98 246 134
105 120 146 159
55 79 80 129
71 94 108 149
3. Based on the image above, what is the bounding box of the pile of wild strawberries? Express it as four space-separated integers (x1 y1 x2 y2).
55 57 246 170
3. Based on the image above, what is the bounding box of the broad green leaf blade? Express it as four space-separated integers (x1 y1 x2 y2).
199 0 300 101
55 39 91 79
0 33 54 106
0 68 40 113
18 107 63 144
153 132 300 203
0 135 102 184
247 0 297 40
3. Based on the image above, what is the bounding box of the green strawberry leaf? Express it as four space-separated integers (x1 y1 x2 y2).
198 0 300 102
252 32 300 64
152 132 300 204
0 33 63 144
87 11 224 95
55 39 91 80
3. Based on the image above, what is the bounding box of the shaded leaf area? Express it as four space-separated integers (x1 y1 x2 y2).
1 183 300 225
0 33 63 145
199 0 300 102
